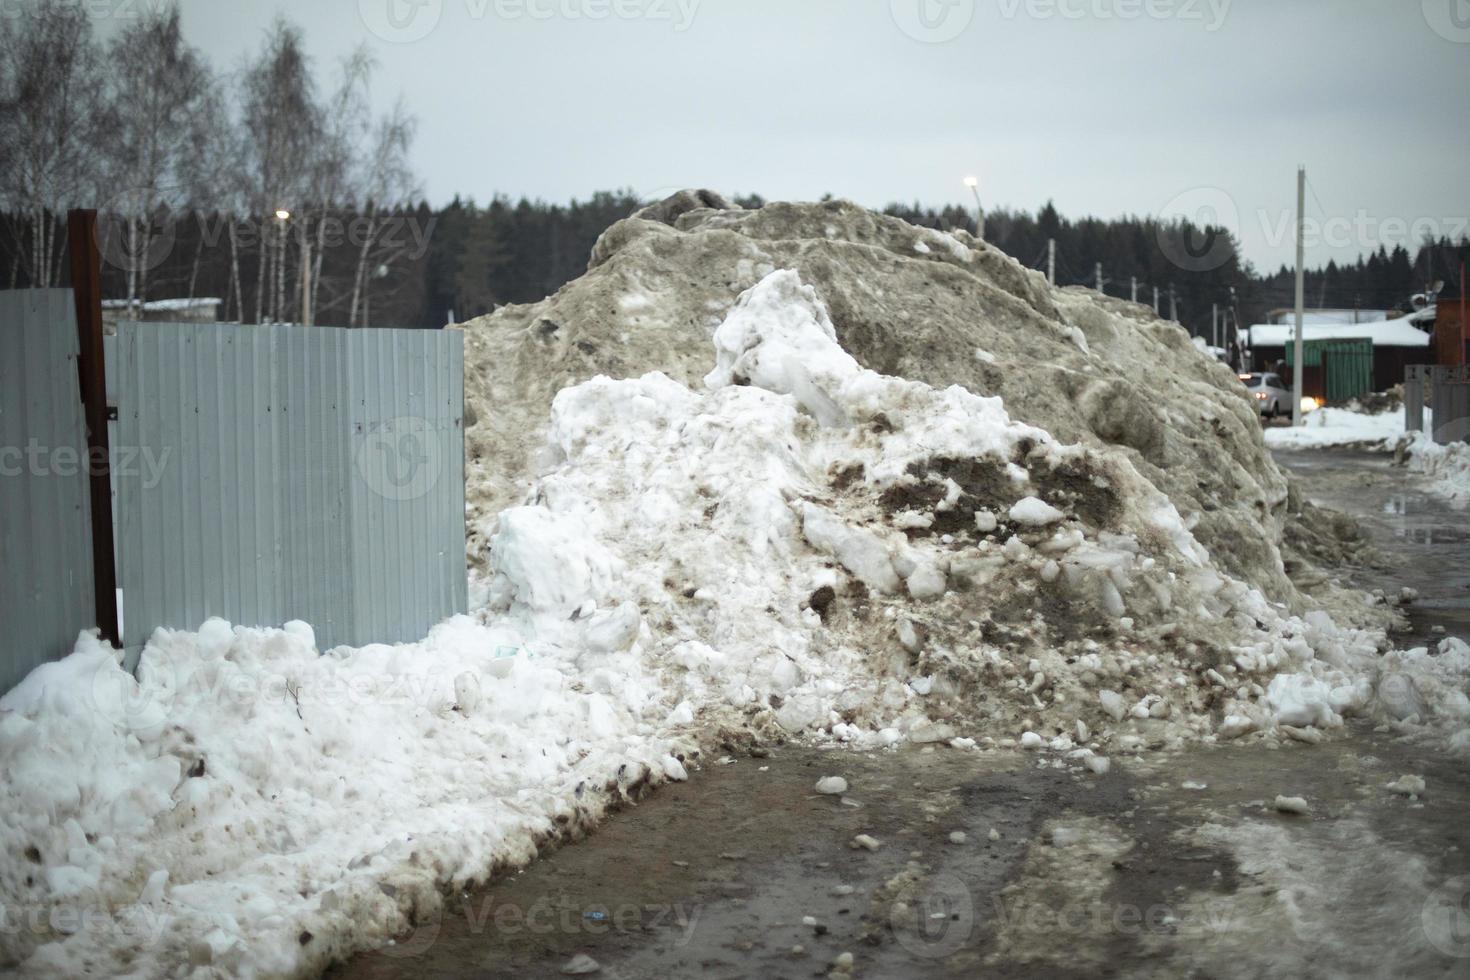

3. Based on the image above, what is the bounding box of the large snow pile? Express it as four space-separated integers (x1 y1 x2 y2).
464 193 1361 616
469 263 1422 751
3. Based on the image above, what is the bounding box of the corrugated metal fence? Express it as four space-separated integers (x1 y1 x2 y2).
1405 364 1470 444
108 321 466 654
0 290 98 694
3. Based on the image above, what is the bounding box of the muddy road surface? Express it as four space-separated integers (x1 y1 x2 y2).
330 448 1470 979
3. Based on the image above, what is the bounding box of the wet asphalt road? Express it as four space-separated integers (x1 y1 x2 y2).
1273 447 1470 647
330 448 1470 980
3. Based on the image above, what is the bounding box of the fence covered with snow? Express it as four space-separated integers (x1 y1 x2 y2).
106 321 467 655
0 290 99 694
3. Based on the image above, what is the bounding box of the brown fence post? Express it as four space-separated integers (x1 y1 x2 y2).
67 209 120 648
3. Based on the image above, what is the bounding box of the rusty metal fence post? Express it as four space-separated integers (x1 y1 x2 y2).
66 209 120 648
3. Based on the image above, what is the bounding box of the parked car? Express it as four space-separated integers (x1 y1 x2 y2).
1239 372 1291 417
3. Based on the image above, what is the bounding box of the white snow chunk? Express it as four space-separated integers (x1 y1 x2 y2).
907 719 955 744
1008 496 1066 526
661 755 690 781
851 834 882 851
801 503 900 593
816 776 849 795
561 953 602 974
905 561 947 600
1272 795 1311 815
1386 775 1426 797
1218 714 1257 739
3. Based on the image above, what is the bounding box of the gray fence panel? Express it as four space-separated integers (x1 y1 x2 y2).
1432 365 1470 445
0 290 97 693
346 330 467 645
114 321 464 653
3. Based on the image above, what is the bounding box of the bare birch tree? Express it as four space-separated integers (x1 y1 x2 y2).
103 3 214 315
0 1 108 287
350 101 420 327
240 19 317 322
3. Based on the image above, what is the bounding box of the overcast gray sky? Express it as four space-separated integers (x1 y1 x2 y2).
108 0 1470 271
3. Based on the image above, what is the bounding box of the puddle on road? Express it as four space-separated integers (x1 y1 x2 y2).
1397 524 1470 546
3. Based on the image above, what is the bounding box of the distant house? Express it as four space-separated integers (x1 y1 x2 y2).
1261 307 1393 326
101 297 221 330
1244 307 1436 398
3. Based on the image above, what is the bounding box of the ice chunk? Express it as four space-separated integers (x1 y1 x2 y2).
1008 496 1065 526
801 503 900 593
815 776 849 795
1272 795 1311 815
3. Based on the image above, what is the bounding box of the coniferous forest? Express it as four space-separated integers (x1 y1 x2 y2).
3 2 1464 338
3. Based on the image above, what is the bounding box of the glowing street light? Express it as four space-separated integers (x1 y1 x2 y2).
274 208 291 221
962 176 984 241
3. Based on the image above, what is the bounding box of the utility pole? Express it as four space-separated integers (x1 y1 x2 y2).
1095 261 1104 294
1047 239 1056 285
1169 284 1177 322
1131 276 1138 303
1292 165 1306 427
1153 285 1160 314
1211 302 1218 348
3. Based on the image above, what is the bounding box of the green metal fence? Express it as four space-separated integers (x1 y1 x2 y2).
1284 338 1372 403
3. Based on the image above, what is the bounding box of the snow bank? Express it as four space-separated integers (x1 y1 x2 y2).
0 613 690 977
1262 399 1469 508
1396 432 1470 508
1263 405 1417 450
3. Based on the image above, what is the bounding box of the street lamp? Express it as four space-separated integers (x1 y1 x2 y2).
963 176 984 242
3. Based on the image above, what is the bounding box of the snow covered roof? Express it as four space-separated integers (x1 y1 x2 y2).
1245 307 1433 348
1264 308 1391 325
101 297 221 311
